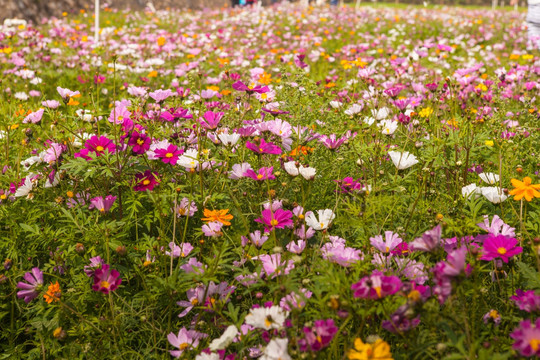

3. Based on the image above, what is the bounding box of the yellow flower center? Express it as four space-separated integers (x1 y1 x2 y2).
385 246 390 253
137 138 144 145
489 310 499 319
497 247 507 255
191 299 198 305
530 339 540 352
257 174 263 179
0 194 6 200
96 145 104 152
143 179 150 185
408 290 421 302
179 343 189 350
270 219 279 226
374 286 382 298
100 281 110 289
165 153 173 158
320 222 324 229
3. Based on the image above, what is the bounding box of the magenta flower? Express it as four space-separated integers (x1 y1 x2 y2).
232 80 269 94
244 166 276 181
299 319 338 352
16 267 43 303
133 171 159 191
510 318 540 357
127 131 151 154
255 208 294 232
89 195 117 213
351 271 402 299
511 290 540 312
154 144 183 164
246 138 282 155
74 135 116 160
480 234 522 263
167 327 207 358
92 264 121 294
199 111 224 130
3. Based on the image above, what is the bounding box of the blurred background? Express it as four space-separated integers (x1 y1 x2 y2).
0 0 526 23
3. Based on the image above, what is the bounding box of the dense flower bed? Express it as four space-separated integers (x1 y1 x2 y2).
1 3 540 359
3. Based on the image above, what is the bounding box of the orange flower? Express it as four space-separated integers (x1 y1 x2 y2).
509 177 540 201
202 209 233 226
44 282 61 304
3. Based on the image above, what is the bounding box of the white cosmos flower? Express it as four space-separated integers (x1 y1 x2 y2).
372 107 390 120
195 353 219 360
363 116 376 126
217 132 241 146
244 306 289 330
480 186 508 204
329 100 343 109
461 183 481 199
177 149 199 170
388 151 419 170
479 172 499 185
379 120 398 135
14 92 29 101
15 177 34 198
283 161 299 176
305 209 336 230
299 166 316 180
261 338 291 360
344 103 363 116
209 325 238 351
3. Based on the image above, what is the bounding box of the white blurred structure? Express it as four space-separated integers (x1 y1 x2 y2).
94 0 100 44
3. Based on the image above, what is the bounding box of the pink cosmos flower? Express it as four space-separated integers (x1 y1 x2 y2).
254 208 294 232
154 144 183 164
199 111 224 130
174 198 197 217
511 290 540 312
476 214 515 237
23 108 44 124
510 319 540 357
286 240 307 254
254 253 295 278
299 319 338 352
202 221 224 237
16 267 43 303
148 89 173 102
42 100 60 109
166 242 193 258
232 80 269 94
167 327 207 358
351 271 402 299
246 138 282 155
92 264 121 294
321 236 364 267
84 256 104 277
241 230 269 248
244 166 276 181
410 225 442 252
57 86 80 99
89 195 116 213
280 289 312 311
42 142 64 163
370 231 403 253
480 234 522 263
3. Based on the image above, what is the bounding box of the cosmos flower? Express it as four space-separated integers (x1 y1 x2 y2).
509 177 540 201
480 234 522 263
246 138 282 155
244 305 289 330
167 327 207 358
255 208 294 232
510 319 540 357
133 171 159 191
370 231 403 253
43 282 61 304
244 166 275 181
202 209 233 226
16 267 43 303
92 264 122 294
89 195 117 213
347 338 393 360
305 209 335 230
388 151 418 170
351 272 402 299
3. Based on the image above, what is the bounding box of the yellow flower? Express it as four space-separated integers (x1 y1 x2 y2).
157 36 166 47
348 338 393 360
44 282 61 304
418 107 433 118
485 140 494 147
202 209 233 226
509 177 540 202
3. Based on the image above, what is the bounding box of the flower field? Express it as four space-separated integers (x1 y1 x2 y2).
1 2 540 359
